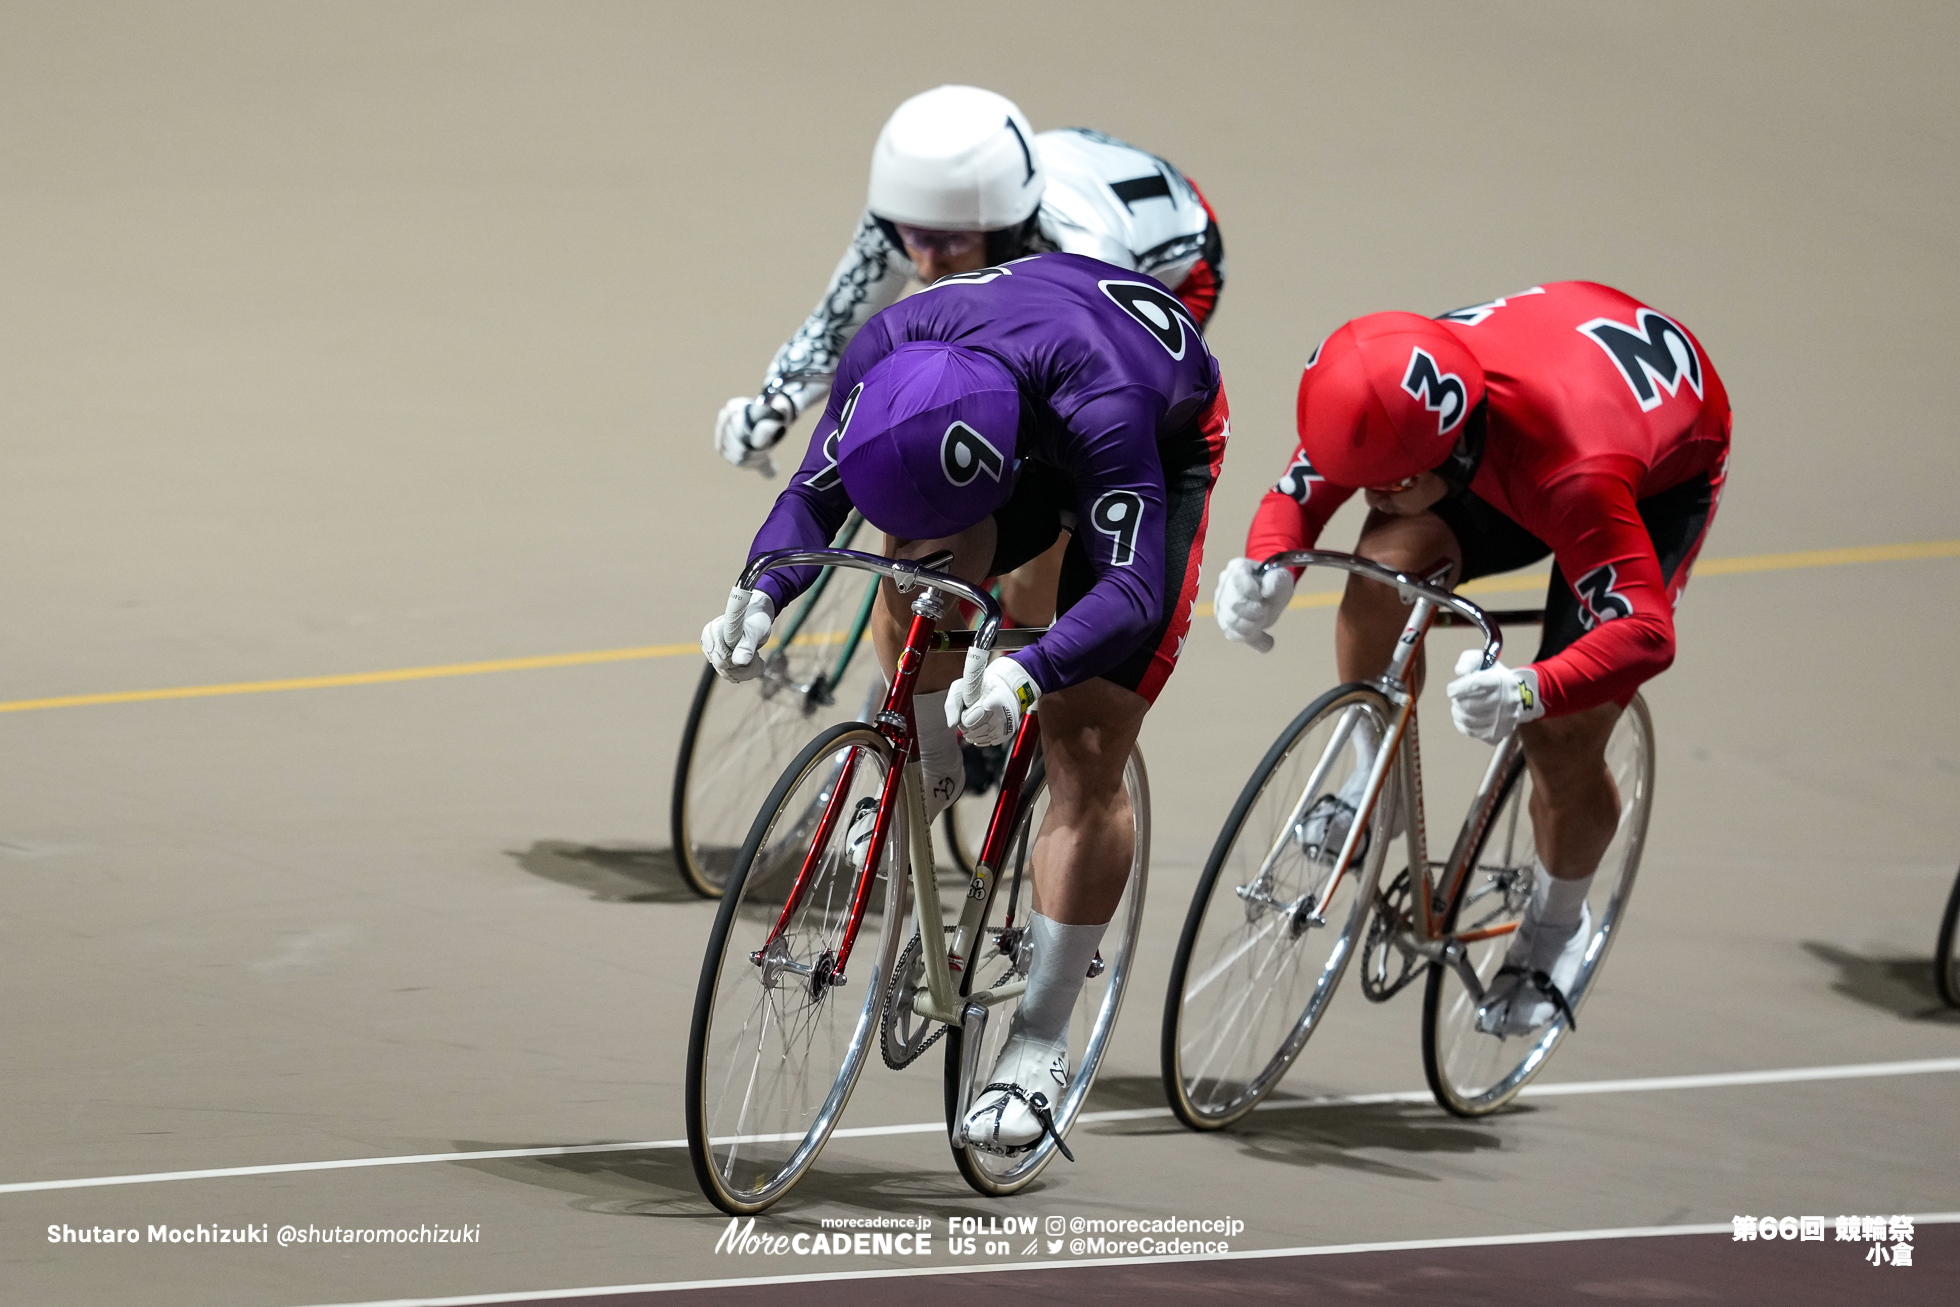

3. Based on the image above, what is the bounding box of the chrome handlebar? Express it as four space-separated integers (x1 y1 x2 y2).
1258 549 1505 670
739 547 1006 652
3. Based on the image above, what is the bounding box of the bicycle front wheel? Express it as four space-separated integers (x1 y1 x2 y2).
685 723 905 1214
671 565 882 898
1935 864 1960 1008
1421 694 1655 1117
1161 686 1396 1131
944 748 1151 1197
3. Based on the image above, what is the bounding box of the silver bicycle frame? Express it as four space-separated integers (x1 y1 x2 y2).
1255 551 1513 986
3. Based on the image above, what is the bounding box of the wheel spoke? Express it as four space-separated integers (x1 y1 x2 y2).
1423 697 1654 1116
687 724 897 1213
1166 689 1392 1127
950 748 1150 1196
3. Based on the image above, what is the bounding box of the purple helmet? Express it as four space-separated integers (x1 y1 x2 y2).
836 342 1022 541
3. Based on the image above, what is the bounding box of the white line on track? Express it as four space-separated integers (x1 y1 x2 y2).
287 1213 1960 1307
5 1055 1956 1197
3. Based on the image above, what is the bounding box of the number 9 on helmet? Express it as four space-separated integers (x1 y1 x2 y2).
835 342 1023 542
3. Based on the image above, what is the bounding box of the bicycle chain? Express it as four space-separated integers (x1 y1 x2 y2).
880 934 948 1070
1360 867 1425 1003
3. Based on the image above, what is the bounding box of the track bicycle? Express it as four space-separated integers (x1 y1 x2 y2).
672 501 1009 896
1162 550 1654 1126
685 548 1149 1214
1936 864 1960 1008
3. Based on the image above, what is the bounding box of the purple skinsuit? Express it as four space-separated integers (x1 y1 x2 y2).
745 252 1222 692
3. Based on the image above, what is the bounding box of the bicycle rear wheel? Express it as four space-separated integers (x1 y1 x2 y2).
672 559 881 898
685 723 905 1214
1421 694 1655 1117
1935 865 1960 1008
1162 685 1397 1131
943 748 1151 1196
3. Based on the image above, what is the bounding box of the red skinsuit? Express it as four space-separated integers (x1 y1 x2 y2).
1247 282 1731 716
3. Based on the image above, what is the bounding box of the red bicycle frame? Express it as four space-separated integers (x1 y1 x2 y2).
737 546 1040 985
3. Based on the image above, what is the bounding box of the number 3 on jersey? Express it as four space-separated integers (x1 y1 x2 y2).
1573 563 1633 630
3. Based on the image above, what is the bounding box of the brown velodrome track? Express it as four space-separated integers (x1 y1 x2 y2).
4 4 1957 1305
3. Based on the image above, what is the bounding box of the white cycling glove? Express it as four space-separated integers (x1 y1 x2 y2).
713 393 793 477
945 649 1040 748
701 587 777 683
1214 557 1295 653
1446 649 1546 744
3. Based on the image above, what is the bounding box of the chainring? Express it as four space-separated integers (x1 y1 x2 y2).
880 933 946 1069
1360 867 1424 1003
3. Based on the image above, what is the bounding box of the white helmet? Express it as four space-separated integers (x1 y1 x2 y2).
867 86 1045 232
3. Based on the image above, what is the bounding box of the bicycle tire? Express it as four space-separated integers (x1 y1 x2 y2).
671 571 881 899
943 747 1151 1197
1935 864 1960 1008
1160 684 1397 1131
685 722 905 1214
1420 694 1655 1117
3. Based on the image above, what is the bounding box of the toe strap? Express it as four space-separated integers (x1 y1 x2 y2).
1492 964 1578 1031
972 1082 1076 1163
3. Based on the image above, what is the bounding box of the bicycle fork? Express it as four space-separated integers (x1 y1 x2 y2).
752 604 936 989
1285 595 1438 931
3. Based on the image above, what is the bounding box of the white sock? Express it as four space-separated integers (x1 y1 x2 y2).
914 690 965 822
1338 717 1381 807
1014 912 1109 1046
1534 862 1593 929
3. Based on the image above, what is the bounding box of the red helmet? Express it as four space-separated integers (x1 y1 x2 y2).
1295 312 1486 488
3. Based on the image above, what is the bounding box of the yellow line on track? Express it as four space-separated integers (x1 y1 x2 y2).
0 645 701 714
1268 537 1960 611
3 539 1955 715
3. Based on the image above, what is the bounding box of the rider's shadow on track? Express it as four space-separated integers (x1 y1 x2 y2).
1800 941 1960 1024
1084 1076 1504 1181
447 1142 1002 1218
506 840 702 904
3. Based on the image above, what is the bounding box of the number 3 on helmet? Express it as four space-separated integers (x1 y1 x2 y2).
1295 313 1487 489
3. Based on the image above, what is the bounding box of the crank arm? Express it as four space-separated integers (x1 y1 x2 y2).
1437 938 1486 1005
952 1000 991 1144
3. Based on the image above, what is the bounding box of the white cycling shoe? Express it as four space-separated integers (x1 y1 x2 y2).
843 768 964 874
959 1032 1073 1158
1295 794 1367 864
1477 902 1591 1036
843 798 881 872
1295 762 1390 865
